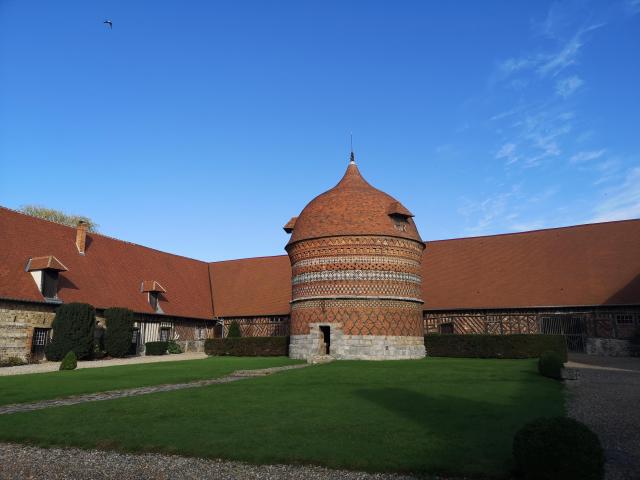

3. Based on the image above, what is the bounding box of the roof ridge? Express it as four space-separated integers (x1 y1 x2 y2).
0 205 207 264
209 254 288 265
427 218 640 243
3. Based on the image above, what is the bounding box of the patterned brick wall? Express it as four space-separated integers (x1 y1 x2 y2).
287 235 426 359
292 299 422 336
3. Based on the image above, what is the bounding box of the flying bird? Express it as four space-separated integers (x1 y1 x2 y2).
103 20 112 29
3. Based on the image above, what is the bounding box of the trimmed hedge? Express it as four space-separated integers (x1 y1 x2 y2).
424 334 567 361
59 351 77 371
538 350 564 379
104 307 134 358
45 303 96 361
513 417 604 480
205 337 288 356
145 341 168 356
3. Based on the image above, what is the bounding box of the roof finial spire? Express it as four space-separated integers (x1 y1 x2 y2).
349 132 355 164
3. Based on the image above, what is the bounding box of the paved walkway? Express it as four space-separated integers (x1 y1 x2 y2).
0 352 207 376
0 364 309 415
565 354 640 480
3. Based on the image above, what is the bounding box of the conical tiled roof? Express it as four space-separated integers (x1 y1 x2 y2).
286 158 423 245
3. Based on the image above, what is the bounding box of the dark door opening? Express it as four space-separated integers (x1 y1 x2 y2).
128 328 140 356
320 326 331 355
31 328 51 361
540 315 587 352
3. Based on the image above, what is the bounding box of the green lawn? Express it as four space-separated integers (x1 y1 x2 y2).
0 356 301 405
0 358 563 478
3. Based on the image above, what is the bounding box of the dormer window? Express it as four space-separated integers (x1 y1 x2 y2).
141 280 166 313
26 255 68 301
390 214 409 232
283 216 297 234
149 291 159 311
42 270 59 298
387 202 414 233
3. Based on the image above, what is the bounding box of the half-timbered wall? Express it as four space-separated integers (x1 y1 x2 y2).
424 307 640 339
220 316 290 337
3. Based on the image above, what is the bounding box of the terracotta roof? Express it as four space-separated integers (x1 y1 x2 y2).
27 255 68 272
1 206 638 319
422 220 640 310
0 207 214 319
209 256 291 317
286 160 423 245
141 280 166 293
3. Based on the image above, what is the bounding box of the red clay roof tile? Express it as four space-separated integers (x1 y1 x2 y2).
27 255 68 272
209 256 291 317
1 206 638 318
0 207 213 319
141 280 166 293
286 161 422 245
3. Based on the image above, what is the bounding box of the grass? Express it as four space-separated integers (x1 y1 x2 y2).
0 356 301 405
0 358 564 478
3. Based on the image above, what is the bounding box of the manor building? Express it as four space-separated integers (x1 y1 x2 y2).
0 157 639 361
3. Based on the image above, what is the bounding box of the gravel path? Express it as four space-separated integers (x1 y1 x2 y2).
0 364 309 415
0 352 208 376
565 354 640 480
0 443 427 480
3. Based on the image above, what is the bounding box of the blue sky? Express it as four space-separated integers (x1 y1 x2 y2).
1 0 639 261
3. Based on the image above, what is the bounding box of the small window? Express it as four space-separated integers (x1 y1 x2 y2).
160 327 170 342
41 270 59 299
33 328 51 346
616 314 634 325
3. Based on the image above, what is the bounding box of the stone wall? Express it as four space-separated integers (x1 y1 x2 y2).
289 322 425 360
0 300 56 361
585 338 631 357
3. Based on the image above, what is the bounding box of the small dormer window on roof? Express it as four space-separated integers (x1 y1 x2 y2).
283 216 297 234
387 202 414 232
26 255 68 301
141 280 166 313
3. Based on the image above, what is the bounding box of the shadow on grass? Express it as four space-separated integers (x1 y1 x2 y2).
353 385 557 478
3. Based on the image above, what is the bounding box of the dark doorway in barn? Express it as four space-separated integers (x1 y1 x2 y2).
540 315 587 352
128 328 140 356
30 328 51 361
320 326 331 355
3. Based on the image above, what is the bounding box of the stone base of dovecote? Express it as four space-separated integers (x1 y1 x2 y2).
289 324 425 361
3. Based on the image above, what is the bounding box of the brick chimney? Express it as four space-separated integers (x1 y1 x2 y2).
76 221 88 255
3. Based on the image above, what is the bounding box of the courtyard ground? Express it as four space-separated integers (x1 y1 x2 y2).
0 358 563 478
566 353 640 480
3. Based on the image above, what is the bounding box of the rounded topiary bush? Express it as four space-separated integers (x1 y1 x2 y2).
59 351 78 371
538 350 563 379
513 417 604 480
167 340 182 354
